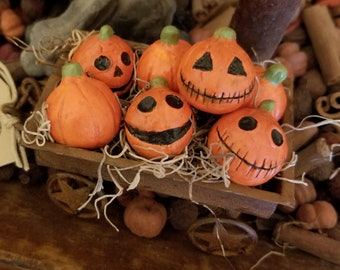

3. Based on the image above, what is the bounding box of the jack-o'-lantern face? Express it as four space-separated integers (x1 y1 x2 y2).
207 106 288 186
71 25 134 96
178 27 257 115
124 78 195 159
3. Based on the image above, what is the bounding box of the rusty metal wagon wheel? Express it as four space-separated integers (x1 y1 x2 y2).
46 172 106 219
188 217 258 257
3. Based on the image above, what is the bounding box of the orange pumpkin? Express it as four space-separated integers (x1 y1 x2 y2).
46 62 122 149
251 63 288 121
0 8 26 38
207 101 288 186
296 200 338 230
136 25 191 92
124 77 195 159
123 196 167 238
71 24 134 96
177 27 257 115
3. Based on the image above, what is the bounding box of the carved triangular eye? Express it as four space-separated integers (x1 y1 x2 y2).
193 52 213 71
228 57 247 76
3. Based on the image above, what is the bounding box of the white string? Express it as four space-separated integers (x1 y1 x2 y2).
329 166 340 180
282 114 340 135
21 103 53 146
330 143 340 162
78 148 107 212
275 172 308 186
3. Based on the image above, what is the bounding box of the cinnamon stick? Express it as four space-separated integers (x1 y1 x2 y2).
315 91 340 119
230 0 301 62
294 137 332 178
303 4 340 86
273 222 340 266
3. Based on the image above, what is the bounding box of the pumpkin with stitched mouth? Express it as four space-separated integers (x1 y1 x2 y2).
124 77 195 159
207 101 288 186
177 27 257 115
71 24 134 96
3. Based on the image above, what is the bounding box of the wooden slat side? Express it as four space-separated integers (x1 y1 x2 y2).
27 142 285 218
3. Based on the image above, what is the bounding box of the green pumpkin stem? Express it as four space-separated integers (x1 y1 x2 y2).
213 27 236 40
160 25 180 45
99 24 114 40
150 77 169 88
259 99 275 113
62 62 84 78
263 63 288 85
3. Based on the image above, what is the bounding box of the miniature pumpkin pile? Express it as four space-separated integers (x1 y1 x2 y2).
43 24 289 189
23 23 293 239
176 26 289 187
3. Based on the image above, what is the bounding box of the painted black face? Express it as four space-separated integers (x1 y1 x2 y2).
125 94 193 145
215 114 286 178
216 126 279 178
193 52 247 76
238 116 283 147
92 52 133 93
180 51 255 104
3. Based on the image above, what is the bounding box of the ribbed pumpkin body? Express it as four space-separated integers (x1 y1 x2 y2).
125 78 195 159
137 25 191 92
177 27 257 114
207 106 288 186
71 25 134 96
46 62 122 149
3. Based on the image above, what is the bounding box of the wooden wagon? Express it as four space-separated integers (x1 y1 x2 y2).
20 58 296 219
17 48 296 256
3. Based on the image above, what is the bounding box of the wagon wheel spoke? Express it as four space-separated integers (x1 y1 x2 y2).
47 172 105 219
188 217 258 256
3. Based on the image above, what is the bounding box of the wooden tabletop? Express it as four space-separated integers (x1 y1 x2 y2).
0 179 338 270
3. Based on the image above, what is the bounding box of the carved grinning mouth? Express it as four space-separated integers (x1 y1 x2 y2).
180 72 255 104
216 127 278 178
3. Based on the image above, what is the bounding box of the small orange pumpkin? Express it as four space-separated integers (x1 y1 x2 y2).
71 24 134 96
46 62 122 149
0 8 26 38
177 27 257 115
251 63 288 121
207 101 288 186
124 77 195 159
136 25 191 92
296 200 338 230
123 196 167 238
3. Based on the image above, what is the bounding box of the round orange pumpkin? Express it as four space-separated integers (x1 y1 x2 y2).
207 102 288 186
71 24 134 96
136 25 191 92
46 62 122 149
177 27 257 115
123 196 167 238
124 77 195 159
0 8 26 38
251 63 288 121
